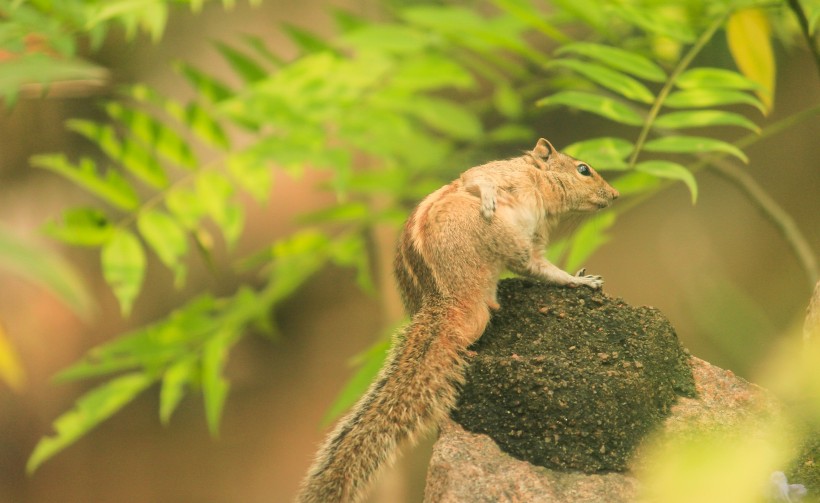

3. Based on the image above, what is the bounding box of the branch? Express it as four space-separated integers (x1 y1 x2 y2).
786 0 820 79
627 15 726 169
616 104 820 290
706 158 818 289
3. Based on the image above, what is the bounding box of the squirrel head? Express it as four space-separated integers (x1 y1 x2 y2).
528 138 619 212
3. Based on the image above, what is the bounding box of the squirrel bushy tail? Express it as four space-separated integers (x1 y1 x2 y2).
296 299 488 503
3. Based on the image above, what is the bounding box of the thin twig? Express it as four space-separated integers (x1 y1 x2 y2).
786 0 820 79
707 158 818 288
627 15 727 169
615 104 820 290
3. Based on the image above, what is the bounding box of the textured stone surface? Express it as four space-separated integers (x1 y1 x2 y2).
425 357 779 503
424 278 792 503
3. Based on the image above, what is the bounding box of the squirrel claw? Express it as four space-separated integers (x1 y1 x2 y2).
572 268 603 290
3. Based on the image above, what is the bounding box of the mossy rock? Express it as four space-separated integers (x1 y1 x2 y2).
451 278 696 473
789 435 820 499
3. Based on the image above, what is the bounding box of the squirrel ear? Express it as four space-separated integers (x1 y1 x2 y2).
532 138 555 161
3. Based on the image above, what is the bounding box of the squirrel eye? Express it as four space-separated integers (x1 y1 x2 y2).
577 164 592 176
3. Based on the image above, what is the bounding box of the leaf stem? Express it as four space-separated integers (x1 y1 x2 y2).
785 0 820 79
616 103 820 289
627 14 727 169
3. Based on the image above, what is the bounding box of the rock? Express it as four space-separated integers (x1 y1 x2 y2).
424 279 786 503
451 278 696 473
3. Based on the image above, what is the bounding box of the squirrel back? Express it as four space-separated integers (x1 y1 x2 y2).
296 138 618 503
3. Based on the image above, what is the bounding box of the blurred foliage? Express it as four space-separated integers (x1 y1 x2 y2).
2 0 818 477
641 334 820 502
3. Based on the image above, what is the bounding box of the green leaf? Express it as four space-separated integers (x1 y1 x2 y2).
184 102 230 149
159 357 197 424
102 229 146 317
27 372 153 473
300 202 370 225
330 233 374 294
635 160 698 203
265 230 332 303
137 210 188 288
809 2 820 35
0 53 109 102
643 135 748 163
322 336 391 426
563 137 633 171
389 53 475 92
175 62 234 104
44 208 114 247
105 104 197 169
0 226 95 320
332 8 369 33
490 0 567 41
405 97 483 140
486 124 535 143
564 211 616 273
66 119 122 158
120 138 168 188
493 84 523 119
214 42 268 84
340 24 432 54
165 187 206 230
282 23 338 55
726 8 775 113
676 68 763 91
195 172 242 247
32 155 140 210
240 34 283 67
537 91 644 126
201 330 233 437
611 171 661 197
155 122 198 169
608 3 695 43
56 294 217 382
653 110 760 133
664 89 766 113
549 59 655 104
556 42 666 82
67 118 168 188
227 151 273 203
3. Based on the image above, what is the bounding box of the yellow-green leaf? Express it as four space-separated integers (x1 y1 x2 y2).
0 322 25 392
160 357 197 425
726 8 775 113
654 110 760 133
137 210 188 288
27 372 153 473
202 330 233 437
635 160 698 204
557 42 666 82
563 137 634 171
537 91 644 126
101 230 146 317
644 135 749 163
550 59 655 104
0 224 95 318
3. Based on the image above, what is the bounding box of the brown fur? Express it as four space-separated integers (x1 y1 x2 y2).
296 138 618 503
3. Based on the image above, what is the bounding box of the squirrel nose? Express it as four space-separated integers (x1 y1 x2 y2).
611 189 620 200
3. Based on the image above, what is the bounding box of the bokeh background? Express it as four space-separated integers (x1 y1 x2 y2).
1 1 818 502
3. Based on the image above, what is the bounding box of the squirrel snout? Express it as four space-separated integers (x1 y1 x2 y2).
611 189 620 200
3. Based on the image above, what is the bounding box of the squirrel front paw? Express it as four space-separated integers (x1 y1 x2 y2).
480 192 496 220
572 268 604 290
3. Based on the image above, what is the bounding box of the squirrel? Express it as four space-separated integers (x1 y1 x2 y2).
296 138 619 503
